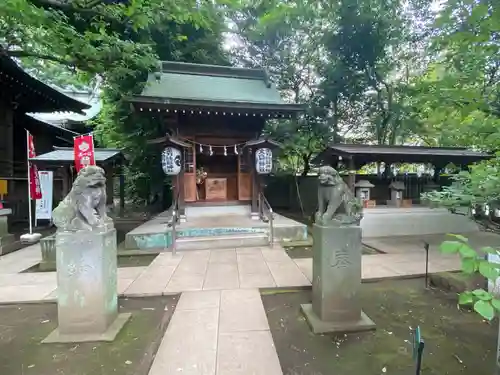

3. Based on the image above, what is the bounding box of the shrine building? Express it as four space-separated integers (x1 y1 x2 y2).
125 61 307 250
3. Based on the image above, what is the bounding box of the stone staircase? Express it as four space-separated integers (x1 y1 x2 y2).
124 204 307 251
176 231 269 250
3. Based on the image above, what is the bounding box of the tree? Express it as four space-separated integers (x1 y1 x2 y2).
320 0 435 145
91 4 230 203
228 0 333 175
0 0 214 76
411 0 500 149
0 0 231 203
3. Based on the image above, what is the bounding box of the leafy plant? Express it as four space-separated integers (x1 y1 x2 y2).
440 233 500 320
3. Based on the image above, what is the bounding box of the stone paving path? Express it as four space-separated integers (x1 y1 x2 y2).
0 241 463 304
148 289 282 375
294 252 461 283
0 238 464 375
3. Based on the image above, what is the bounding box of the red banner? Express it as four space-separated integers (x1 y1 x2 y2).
74 134 96 172
27 132 42 200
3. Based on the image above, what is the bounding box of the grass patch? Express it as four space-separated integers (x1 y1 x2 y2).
262 278 496 375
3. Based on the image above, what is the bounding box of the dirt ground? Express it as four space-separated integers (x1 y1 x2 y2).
0 296 178 375
262 279 497 375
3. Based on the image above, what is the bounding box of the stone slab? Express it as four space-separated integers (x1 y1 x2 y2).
209 249 237 264
151 253 184 266
293 258 312 282
266 261 310 287
217 331 283 375
238 272 276 288
177 290 221 310
42 313 132 343
164 272 205 293
260 249 290 263
219 289 269 333
237 255 270 274
148 308 218 375
203 263 239 290
124 265 176 297
176 257 209 275
301 304 376 334
0 284 57 304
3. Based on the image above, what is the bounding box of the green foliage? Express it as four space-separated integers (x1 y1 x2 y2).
439 234 500 320
423 154 500 231
229 0 331 175
411 0 500 148
0 0 230 202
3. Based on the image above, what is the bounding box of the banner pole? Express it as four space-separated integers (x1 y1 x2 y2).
26 130 33 235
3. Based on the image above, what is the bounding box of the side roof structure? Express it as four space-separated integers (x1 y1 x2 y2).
0 49 90 113
314 144 492 167
30 147 125 167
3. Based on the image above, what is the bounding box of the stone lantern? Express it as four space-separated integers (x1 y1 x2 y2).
354 180 375 208
388 181 405 207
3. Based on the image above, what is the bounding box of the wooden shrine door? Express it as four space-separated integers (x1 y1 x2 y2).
238 152 252 201
183 143 197 202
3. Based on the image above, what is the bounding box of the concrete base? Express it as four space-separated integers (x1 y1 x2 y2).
42 313 131 343
361 206 479 238
125 209 307 250
20 232 42 244
301 304 376 334
40 235 56 271
0 233 17 255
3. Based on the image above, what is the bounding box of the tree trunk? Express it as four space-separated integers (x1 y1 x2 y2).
301 153 311 177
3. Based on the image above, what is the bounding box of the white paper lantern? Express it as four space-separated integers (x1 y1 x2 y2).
161 147 181 175
255 148 273 174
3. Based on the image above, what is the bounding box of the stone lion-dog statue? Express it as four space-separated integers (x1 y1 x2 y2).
315 165 363 226
53 165 113 231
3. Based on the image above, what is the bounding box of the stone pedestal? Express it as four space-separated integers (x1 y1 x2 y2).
387 181 405 207
39 235 56 271
0 209 17 255
43 228 131 343
301 224 375 334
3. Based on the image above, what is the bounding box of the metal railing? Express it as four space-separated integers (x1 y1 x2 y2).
165 187 181 255
258 192 274 246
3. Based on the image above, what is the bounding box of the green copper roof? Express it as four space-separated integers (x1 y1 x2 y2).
134 62 304 113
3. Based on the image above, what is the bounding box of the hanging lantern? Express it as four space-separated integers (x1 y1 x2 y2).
199 144 203 153
255 148 273 174
161 147 181 175
234 145 238 155
224 146 227 156
209 145 213 156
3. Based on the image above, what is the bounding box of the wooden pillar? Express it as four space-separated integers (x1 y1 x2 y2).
177 171 186 218
104 166 114 206
119 172 125 217
61 166 70 198
249 148 259 217
348 157 356 191
433 165 444 183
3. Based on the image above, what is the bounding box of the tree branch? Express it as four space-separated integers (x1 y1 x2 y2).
6 49 95 72
28 0 119 21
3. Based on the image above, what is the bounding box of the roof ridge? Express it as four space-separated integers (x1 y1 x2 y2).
160 61 271 86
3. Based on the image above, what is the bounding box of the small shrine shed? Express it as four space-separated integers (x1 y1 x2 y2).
30 147 127 213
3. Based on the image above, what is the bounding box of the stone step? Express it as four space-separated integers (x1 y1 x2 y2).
176 233 269 250
185 205 251 218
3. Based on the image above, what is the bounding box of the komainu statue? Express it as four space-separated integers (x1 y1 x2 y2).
52 165 113 231
315 166 363 226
